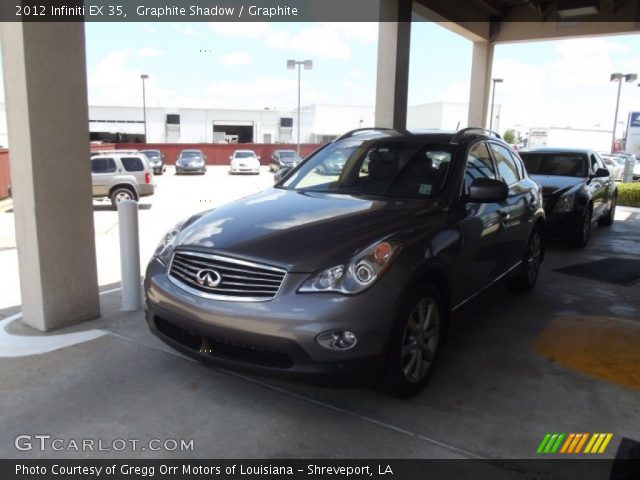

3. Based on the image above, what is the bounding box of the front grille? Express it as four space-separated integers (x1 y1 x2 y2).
169 251 286 301
155 317 293 369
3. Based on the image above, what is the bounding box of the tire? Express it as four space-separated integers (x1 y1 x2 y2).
384 282 445 398
110 187 136 209
572 204 592 248
508 225 543 292
598 194 616 226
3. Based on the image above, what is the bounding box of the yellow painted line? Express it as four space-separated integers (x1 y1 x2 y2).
598 434 613 454
584 434 598 454
533 315 640 390
560 433 575 453
590 434 606 454
574 433 589 453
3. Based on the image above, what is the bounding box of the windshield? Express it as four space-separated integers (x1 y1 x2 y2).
520 153 588 177
279 151 297 159
281 140 453 199
180 151 202 158
234 152 256 159
141 151 160 159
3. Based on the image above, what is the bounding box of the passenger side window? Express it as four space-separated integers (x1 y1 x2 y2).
121 156 144 172
490 143 520 186
91 158 116 174
464 142 495 191
508 150 526 179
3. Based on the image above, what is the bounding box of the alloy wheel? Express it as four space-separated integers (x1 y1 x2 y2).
401 297 440 383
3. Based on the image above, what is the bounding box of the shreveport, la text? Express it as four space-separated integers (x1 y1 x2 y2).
16 464 394 477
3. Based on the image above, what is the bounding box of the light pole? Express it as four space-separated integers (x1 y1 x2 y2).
287 59 313 155
140 74 149 143
489 78 503 131
610 72 637 153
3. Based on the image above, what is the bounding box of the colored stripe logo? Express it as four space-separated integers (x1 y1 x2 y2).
537 433 613 454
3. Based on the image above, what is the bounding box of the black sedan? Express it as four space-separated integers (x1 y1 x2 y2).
140 149 166 175
269 150 302 172
520 148 616 247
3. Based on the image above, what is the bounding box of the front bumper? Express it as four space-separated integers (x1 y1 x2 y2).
144 257 400 383
542 208 581 239
177 164 205 172
230 165 260 174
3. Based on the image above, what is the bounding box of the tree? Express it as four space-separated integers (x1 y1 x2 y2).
503 129 517 145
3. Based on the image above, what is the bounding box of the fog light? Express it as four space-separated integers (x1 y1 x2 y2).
317 330 357 350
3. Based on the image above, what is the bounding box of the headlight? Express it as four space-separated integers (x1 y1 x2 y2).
298 240 401 295
153 220 186 265
553 193 575 213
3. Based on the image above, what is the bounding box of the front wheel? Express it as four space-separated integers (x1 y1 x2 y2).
598 194 616 226
573 205 592 248
508 225 543 292
384 282 445 398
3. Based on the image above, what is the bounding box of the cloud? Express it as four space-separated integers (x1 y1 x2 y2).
320 22 378 43
266 25 351 60
208 22 273 38
137 47 162 58
204 76 327 109
221 51 253 66
171 23 203 38
208 22 375 60
437 81 470 103
87 50 170 107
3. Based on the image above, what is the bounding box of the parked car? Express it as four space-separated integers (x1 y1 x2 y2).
144 127 545 397
140 149 166 175
91 152 155 209
229 150 260 175
269 150 302 172
599 154 625 181
519 147 616 247
315 150 347 175
176 150 207 175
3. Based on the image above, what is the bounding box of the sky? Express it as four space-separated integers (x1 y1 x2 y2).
1 21 639 138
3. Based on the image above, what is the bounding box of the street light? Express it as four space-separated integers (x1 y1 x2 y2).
287 59 313 155
140 74 149 143
489 78 503 131
610 72 637 153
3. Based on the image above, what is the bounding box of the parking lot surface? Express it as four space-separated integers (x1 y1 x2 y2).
1 167 639 463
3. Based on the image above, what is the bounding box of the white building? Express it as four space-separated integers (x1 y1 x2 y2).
0 101 480 148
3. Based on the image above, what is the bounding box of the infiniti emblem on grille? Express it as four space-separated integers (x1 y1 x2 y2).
196 269 222 288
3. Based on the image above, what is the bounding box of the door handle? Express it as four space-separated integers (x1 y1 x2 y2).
500 211 511 227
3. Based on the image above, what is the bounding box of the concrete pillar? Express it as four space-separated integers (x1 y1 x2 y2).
0 22 100 331
467 41 495 129
375 0 412 129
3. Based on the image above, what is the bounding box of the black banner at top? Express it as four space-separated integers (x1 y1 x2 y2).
1 0 640 22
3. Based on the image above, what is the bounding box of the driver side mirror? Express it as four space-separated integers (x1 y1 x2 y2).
274 167 292 184
593 167 610 178
467 178 508 203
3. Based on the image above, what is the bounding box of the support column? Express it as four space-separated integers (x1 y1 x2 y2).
467 41 495 129
375 0 412 129
0 22 100 331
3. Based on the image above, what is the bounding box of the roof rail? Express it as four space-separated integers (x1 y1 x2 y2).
450 127 501 144
334 127 399 142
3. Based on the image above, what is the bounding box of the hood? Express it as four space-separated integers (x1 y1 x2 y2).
530 174 585 197
175 188 439 272
233 157 259 164
178 157 203 165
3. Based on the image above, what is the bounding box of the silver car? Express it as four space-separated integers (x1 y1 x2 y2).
91 152 155 208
